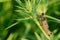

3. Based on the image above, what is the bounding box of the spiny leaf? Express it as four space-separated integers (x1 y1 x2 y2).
34 32 42 40
46 15 60 23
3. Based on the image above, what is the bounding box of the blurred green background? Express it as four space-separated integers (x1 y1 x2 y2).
0 0 60 40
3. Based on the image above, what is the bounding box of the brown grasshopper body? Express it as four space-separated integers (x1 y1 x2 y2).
40 13 51 36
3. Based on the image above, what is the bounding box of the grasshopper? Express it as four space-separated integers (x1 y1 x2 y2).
40 13 51 36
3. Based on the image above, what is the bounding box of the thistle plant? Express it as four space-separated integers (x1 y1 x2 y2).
0 0 60 40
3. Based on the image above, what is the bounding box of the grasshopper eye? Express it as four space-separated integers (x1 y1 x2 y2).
42 13 44 15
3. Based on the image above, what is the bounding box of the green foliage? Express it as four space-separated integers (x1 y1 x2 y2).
0 0 60 40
